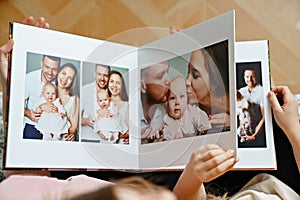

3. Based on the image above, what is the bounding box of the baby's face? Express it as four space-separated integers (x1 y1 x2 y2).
97 90 110 109
167 77 188 120
43 85 56 102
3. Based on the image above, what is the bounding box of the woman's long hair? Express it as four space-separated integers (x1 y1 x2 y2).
204 40 229 98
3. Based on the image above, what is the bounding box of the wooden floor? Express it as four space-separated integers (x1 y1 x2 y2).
0 0 299 92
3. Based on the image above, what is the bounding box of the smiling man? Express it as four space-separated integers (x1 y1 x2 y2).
81 64 111 142
24 55 61 139
238 68 265 146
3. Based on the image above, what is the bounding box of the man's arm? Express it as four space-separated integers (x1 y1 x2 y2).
24 99 42 123
81 109 94 128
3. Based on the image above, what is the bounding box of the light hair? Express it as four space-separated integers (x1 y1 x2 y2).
41 82 57 98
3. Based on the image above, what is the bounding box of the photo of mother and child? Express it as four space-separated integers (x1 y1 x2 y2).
141 40 230 144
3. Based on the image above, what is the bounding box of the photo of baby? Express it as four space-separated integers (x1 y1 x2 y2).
94 89 128 144
24 52 80 142
140 40 229 144
80 62 129 144
34 82 70 141
161 76 211 140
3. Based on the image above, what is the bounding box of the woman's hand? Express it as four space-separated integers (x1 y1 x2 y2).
268 86 299 133
268 86 300 172
0 17 50 88
0 40 13 88
22 16 50 29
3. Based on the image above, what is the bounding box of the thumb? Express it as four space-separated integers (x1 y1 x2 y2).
0 39 14 53
268 91 281 112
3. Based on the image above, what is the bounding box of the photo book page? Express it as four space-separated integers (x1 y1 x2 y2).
3 11 268 171
6 22 140 170
234 40 276 170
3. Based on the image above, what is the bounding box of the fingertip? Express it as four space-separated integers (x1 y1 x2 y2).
227 148 235 155
268 90 278 102
207 144 220 149
45 23 50 29
267 91 274 98
0 39 14 52
22 16 34 25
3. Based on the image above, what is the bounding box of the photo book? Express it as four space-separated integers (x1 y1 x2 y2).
3 10 276 171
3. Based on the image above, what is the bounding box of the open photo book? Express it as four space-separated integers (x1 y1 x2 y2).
3 10 276 171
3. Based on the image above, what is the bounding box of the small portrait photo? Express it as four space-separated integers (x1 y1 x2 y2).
140 40 230 144
81 62 129 145
24 52 80 142
236 61 267 148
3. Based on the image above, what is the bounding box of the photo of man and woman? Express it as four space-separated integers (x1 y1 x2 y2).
24 52 80 142
24 53 129 144
80 62 129 144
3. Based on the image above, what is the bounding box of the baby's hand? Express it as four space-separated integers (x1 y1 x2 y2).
97 109 111 118
40 102 58 113
60 112 66 118
147 127 164 141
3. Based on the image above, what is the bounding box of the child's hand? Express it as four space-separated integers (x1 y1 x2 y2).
173 144 238 200
97 108 111 118
188 144 237 183
148 127 164 142
40 102 58 113
60 112 66 118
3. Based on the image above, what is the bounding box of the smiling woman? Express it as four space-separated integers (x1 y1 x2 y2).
187 40 229 129
55 63 80 141
108 70 129 144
